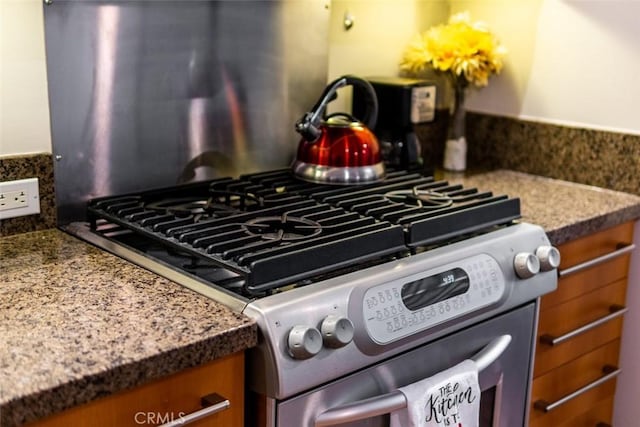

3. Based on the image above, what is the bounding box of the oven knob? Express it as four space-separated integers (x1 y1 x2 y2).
287 325 323 359
321 315 354 348
536 245 561 271
514 252 540 279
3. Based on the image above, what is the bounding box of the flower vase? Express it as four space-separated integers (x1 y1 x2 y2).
443 81 467 172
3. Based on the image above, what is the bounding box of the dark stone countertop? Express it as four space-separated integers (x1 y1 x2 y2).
2 169 640 426
445 169 640 245
0 229 257 427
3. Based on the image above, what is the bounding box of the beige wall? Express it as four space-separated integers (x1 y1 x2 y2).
3 0 640 157
449 0 542 120
330 0 640 136
454 0 640 135
328 0 449 79
1 0 52 156
327 0 449 113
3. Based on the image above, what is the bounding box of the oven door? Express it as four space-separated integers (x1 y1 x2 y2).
274 302 537 427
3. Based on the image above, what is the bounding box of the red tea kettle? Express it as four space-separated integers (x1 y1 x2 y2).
293 75 385 184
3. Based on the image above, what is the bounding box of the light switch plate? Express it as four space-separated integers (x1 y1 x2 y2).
0 178 40 220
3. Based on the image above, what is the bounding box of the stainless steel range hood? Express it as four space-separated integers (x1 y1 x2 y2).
43 0 330 224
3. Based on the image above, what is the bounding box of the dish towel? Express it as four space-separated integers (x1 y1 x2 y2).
390 359 480 427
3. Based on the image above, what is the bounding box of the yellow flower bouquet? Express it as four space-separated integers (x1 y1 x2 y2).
400 12 506 171
400 12 506 89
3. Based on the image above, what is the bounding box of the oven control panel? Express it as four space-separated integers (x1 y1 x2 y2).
362 253 506 344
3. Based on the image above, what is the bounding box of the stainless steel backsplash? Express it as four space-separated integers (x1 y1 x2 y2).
44 0 330 223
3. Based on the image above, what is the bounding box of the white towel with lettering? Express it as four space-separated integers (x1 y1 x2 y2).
390 359 480 427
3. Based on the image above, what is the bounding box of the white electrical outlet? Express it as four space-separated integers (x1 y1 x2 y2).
0 178 40 220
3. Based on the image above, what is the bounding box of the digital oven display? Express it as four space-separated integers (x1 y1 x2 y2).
362 254 506 344
401 268 470 310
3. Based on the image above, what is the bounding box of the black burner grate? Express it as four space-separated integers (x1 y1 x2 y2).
87 169 520 296
239 170 521 247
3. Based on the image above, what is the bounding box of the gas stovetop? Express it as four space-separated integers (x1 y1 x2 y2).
82 169 521 298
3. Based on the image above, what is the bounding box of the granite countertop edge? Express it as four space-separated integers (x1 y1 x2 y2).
545 205 640 246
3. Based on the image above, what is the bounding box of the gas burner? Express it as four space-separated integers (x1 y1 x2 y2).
243 214 322 241
208 190 263 210
145 198 239 219
145 191 262 220
384 188 455 209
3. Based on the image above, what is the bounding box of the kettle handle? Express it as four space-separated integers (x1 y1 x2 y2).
344 75 378 130
296 75 378 142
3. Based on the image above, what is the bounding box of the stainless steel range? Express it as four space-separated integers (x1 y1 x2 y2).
66 168 559 427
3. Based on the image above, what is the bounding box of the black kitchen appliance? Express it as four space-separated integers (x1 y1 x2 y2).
352 77 437 172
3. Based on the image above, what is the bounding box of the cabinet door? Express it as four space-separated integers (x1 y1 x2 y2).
530 340 619 427
530 221 634 427
535 279 626 376
29 352 244 427
541 222 633 309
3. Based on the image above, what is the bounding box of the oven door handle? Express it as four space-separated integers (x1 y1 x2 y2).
314 334 512 427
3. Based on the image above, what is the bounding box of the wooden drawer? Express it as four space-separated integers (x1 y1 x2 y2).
535 279 627 376
541 222 633 310
555 222 634 269
29 352 245 427
556 396 613 427
530 340 620 427
541 256 630 310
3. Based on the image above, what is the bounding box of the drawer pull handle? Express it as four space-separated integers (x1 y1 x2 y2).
559 243 635 277
158 393 230 427
533 365 620 412
596 423 612 427
540 305 627 346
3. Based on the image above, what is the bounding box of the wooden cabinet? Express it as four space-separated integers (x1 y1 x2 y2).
530 222 634 427
28 352 245 427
